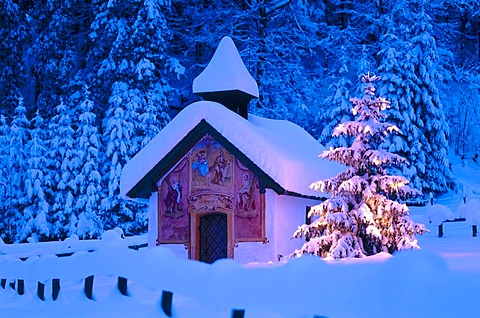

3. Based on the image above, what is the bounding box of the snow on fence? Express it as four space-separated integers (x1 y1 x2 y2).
0 230 262 317
426 195 480 238
0 228 147 259
4 227 480 317
0 228 345 317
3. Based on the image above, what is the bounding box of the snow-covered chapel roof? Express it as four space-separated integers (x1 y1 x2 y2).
193 36 259 98
120 101 343 199
120 36 343 199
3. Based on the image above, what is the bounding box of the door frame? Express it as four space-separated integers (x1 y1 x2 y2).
189 210 234 261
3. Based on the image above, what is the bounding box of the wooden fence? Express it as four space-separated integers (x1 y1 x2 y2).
1 275 250 318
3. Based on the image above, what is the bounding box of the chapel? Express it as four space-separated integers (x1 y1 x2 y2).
120 36 341 263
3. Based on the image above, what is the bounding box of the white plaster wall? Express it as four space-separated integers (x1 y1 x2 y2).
233 190 320 263
148 188 320 263
147 192 158 248
233 189 277 263
273 194 321 261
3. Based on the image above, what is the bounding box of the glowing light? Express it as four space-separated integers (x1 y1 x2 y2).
391 180 405 190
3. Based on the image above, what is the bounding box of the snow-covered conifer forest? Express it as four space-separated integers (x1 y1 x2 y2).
1 0 479 243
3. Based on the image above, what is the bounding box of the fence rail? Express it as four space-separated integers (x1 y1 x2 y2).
0 275 251 318
0 232 148 259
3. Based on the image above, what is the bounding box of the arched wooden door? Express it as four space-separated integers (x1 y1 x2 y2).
198 213 228 263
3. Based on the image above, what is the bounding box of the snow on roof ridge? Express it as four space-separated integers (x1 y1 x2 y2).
192 36 259 98
121 101 343 199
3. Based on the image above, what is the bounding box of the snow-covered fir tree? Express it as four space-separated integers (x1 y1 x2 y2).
72 87 103 239
46 99 77 238
377 23 426 191
4 98 30 242
293 74 425 259
129 0 172 152
29 0 84 116
378 3 454 194
22 111 50 241
139 91 170 148
442 66 480 156
0 0 28 115
102 81 140 234
407 6 454 193
0 115 10 239
248 1 320 133
131 0 169 84
316 46 353 147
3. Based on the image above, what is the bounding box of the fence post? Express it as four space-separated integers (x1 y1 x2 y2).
37 282 45 301
161 290 173 317
232 309 245 318
17 279 24 295
438 223 443 238
118 276 128 296
52 278 60 301
84 275 94 300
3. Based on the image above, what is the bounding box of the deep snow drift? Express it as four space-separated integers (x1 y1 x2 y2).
1 156 480 317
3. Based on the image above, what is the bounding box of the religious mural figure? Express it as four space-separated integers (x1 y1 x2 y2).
158 135 265 244
164 177 184 219
237 173 258 218
190 135 233 190
159 157 190 243
192 150 209 180
211 150 227 185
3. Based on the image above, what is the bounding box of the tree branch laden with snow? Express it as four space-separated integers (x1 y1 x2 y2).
293 73 425 259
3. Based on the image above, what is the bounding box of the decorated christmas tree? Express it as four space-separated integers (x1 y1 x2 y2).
293 74 425 259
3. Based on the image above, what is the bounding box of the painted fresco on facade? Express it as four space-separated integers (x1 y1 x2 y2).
234 158 263 241
159 134 265 245
159 157 189 243
190 134 233 193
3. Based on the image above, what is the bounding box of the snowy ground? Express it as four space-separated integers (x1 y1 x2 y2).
1 157 480 317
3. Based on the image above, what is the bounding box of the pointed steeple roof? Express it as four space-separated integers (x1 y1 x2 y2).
193 36 258 118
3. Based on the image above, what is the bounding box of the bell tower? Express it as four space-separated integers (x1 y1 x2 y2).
192 36 259 119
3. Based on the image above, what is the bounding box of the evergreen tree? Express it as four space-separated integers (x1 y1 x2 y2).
130 0 172 152
405 5 453 193
102 81 138 233
72 87 103 239
47 99 77 238
22 111 50 241
0 115 10 239
316 46 353 147
377 19 426 191
30 0 93 116
5 98 30 242
442 66 480 156
293 74 425 259
247 1 322 133
377 3 454 194
168 1 326 131
131 0 170 85
0 0 28 115
88 0 142 111
139 91 170 148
